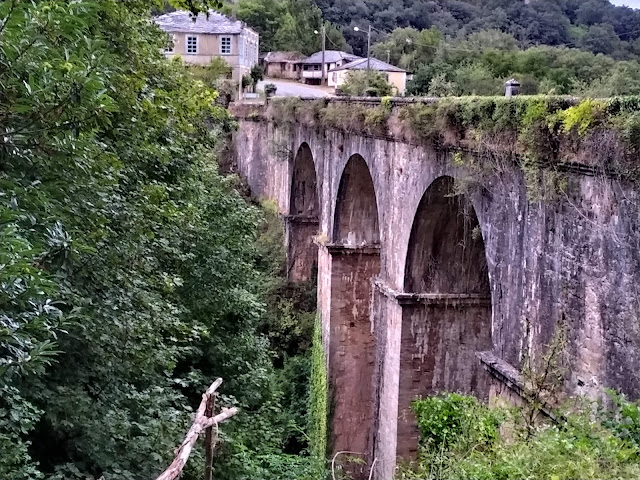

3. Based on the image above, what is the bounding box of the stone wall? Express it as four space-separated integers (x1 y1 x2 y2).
230 103 640 480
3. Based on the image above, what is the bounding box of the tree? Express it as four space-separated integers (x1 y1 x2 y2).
340 70 393 96
580 24 622 55
576 0 606 26
0 1 321 480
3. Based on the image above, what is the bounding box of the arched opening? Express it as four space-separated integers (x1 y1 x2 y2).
329 155 381 468
287 143 319 283
333 155 380 246
397 176 492 458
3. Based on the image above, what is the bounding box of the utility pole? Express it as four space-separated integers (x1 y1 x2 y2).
321 23 326 86
366 24 371 92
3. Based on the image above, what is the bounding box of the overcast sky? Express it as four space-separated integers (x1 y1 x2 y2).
611 0 640 7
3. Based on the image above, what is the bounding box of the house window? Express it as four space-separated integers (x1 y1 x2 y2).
186 36 197 54
221 36 231 54
164 34 175 53
313 65 320 71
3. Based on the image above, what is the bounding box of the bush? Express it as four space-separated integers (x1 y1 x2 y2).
264 83 278 97
251 64 265 85
412 393 502 452
401 393 640 480
340 70 393 97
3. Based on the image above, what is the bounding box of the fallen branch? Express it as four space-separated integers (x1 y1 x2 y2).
156 379 239 480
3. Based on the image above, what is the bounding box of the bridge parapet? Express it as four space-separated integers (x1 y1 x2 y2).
232 95 640 180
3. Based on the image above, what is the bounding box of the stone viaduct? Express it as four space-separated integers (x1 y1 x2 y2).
229 98 640 479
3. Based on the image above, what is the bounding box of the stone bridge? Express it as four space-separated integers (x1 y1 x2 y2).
229 98 640 479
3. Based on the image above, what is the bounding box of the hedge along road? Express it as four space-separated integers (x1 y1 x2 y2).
257 78 331 97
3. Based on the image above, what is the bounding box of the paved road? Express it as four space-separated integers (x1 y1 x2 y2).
257 78 331 98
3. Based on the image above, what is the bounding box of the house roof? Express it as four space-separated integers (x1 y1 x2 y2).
154 10 254 35
301 50 361 64
329 57 406 73
264 51 307 63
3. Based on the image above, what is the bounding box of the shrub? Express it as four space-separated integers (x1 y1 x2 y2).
412 393 502 452
341 70 393 97
264 83 278 97
402 392 640 480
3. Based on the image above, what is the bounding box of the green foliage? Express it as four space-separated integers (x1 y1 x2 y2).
264 83 278 97
400 28 640 97
557 99 607 135
228 0 347 55
251 64 265 84
308 316 328 461
242 74 254 90
188 57 233 86
401 393 640 480
412 393 502 452
316 0 640 60
0 0 322 479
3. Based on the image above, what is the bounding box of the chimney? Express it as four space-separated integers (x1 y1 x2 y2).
505 78 520 97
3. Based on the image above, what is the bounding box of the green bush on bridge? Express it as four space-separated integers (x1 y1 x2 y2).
399 392 640 480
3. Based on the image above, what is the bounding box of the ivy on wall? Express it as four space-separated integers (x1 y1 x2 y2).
307 315 328 462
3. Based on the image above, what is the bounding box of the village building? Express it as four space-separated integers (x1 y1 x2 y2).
300 50 361 85
263 51 307 80
155 10 259 82
328 57 408 95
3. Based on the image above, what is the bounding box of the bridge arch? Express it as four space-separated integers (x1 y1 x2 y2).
287 143 319 283
333 154 380 246
328 153 381 471
397 175 493 458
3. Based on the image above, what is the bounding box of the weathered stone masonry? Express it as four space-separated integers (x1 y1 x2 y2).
230 100 640 480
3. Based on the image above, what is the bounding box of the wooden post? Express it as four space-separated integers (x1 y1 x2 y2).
155 379 238 480
204 393 216 480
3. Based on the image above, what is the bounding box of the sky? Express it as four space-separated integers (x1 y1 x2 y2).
610 0 640 7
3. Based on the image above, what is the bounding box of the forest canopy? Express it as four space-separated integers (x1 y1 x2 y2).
226 0 640 96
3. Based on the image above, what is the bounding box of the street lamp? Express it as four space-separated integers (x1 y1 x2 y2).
314 24 326 86
353 25 372 91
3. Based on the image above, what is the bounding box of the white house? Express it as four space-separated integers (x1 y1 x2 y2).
328 57 408 95
299 50 361 85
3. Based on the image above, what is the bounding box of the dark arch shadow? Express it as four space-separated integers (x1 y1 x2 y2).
287 143 319 283
405 176 490 294
397 176 493 459
333 154 380 246
328 154 380 474
290 143 318 217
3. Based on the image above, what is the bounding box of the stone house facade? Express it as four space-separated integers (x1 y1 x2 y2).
155 10 259 82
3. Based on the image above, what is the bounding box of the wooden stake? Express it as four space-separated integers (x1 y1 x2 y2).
204 392 216 480
155 379 238 480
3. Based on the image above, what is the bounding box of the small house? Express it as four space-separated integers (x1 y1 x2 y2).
155 10 259 82
263 51 307 80
328 57 408 95
300 50 361 85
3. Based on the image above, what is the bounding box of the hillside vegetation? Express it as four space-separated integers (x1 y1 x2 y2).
228 0 640 96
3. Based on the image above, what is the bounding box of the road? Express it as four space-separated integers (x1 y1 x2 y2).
256 78 331 98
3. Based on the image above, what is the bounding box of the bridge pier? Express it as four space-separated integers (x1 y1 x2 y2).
286 214 319 283
325 244 380 473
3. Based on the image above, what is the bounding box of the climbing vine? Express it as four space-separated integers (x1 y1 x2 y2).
308 315 328 462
